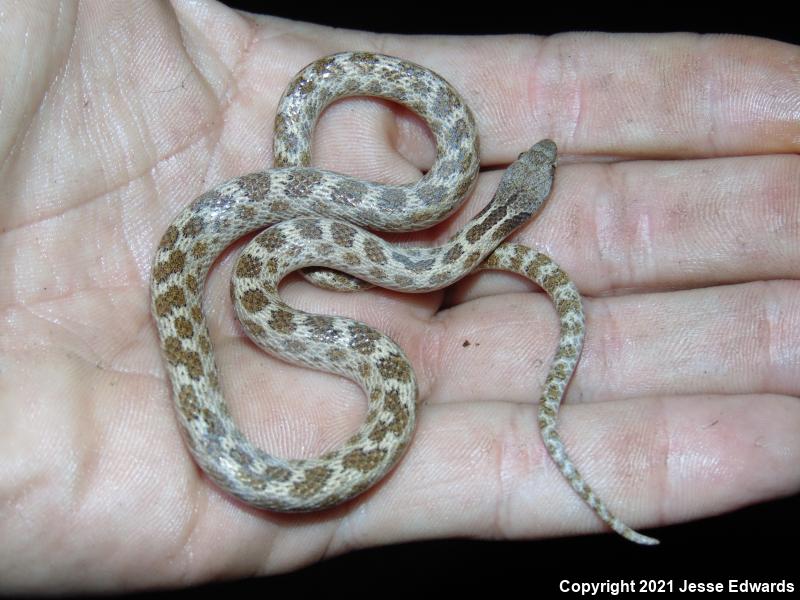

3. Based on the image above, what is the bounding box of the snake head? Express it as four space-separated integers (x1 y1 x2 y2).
516 139 558 164
497 139 558 217
511 139 557 194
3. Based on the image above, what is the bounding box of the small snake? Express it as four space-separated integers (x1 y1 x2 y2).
151 52 658 545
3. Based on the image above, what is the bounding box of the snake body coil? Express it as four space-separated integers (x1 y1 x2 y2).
151 52 657 544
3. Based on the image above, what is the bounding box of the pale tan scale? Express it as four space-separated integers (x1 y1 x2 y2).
151 52 658 544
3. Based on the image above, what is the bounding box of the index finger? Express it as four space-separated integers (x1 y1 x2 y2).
254 23 799 161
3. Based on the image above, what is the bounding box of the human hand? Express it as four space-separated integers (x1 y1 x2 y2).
1 2 798 592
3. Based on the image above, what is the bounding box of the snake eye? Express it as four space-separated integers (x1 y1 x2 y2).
517 151 525 160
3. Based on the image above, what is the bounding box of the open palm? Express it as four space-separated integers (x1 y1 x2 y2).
2 2 798 592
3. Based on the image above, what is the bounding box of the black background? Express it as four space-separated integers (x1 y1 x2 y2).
237 5 797 44
147 4 798 595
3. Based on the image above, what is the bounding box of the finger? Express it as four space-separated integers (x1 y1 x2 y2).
322 392 800 547
445 153 800 301
419 281 799 406
205 151 797 312
387 33 800 160
243 16 800 161
210 275 798 414
125 389 800 577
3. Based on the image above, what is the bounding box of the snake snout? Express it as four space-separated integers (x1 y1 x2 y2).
518 139 557 169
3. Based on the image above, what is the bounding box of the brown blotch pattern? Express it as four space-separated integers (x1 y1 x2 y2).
200 408 225 436
312 55 338 76
265 257 279 274
271 199 289 212
178 385 201 420
432 87 459 117
378 188 407 211
153 249 186 283
348 324 380 355
274 132 299 167
263 465 292 481
190 305 203 323
443 243 464 264
241 318 265 337
154 285 186 317
331 179 368 206
159 225 179 249
256 228 286 251
557 298 581 319
238 172 271 200
174 316 194 338
296 220 323 239
285 170 323 198
343 251 361 266
164 336 204 379
525 253 550 277
235 470 266 491
185 274 198 294
508 245 526 272
368 388 408 441
377 353 412 382
351 51 379 66
368 267 386 280
269 309 296 334
315 242 334 255
539 403 557 420
428 271 451 286
240 288 269 313
237 205 256 220
191 241 208 258
481 253 500 270
291 466 332 498
363 238 387 264
462 250 482 270
556 343 578 360
552 362 567 381
342 448 387 473
297 76 316 95
331 222 356 247
273 113 289 141
236 254 261 278
542 270 569 293
385 390 409 436
305 316 340 343
418 184 448 207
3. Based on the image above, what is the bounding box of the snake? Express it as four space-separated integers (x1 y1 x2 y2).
150 51 658 545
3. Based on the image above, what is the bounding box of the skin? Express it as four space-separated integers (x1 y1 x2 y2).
1 0 799 592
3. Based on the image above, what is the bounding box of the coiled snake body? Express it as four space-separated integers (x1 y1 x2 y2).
151 52 658 545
